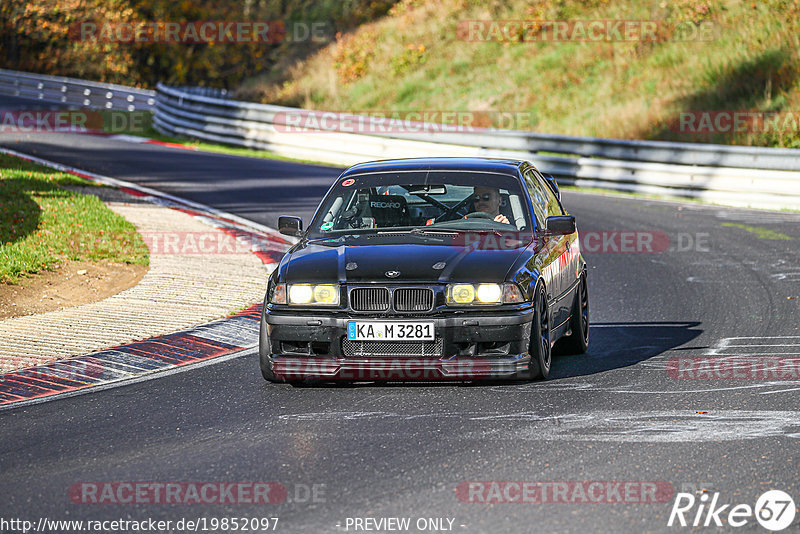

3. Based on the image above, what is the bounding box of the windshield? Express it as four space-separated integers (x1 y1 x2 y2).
307 171 533 238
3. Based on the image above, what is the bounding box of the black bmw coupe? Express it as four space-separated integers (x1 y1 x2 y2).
259 158 588 382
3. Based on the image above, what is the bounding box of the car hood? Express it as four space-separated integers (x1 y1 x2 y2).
281 236 531 283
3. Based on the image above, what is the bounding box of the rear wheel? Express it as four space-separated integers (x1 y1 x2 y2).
555 272 589 355
527 285 552 380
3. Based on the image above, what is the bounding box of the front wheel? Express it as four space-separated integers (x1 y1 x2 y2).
259 315 282 383
554 272 589 355
527 285 552 380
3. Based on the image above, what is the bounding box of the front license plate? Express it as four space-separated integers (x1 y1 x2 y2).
347 321 435 341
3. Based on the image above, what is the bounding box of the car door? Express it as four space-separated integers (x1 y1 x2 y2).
523 167 573 328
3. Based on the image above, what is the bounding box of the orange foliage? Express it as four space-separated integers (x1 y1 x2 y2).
1 0 399 88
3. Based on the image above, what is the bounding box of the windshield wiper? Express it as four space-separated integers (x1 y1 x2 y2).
360 227 459 235
409 227 461 235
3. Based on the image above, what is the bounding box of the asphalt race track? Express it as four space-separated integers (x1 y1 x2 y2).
2 95 800 532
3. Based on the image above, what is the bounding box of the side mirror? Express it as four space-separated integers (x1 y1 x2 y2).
545 215 575 235
543 174 561 201
278 216 303 237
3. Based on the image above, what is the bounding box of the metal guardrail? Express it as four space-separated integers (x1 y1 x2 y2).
0 69 798 210
153 83 800 210
0 68 155 111
170 86 230 99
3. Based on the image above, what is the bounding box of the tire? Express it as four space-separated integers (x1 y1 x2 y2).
527 285 552 380
259 314 282 383
555 272 589 355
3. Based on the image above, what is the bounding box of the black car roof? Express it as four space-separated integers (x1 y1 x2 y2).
340 157 527 178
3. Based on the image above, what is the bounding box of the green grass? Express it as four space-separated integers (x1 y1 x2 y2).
0 154 149 283
233 0 800 148
720 222 794 240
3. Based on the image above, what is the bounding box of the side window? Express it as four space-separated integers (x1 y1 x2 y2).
523 168 548 226
540 172 563 217
529 169 563 218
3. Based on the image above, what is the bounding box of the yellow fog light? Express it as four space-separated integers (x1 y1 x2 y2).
449 284 475 304
476 283 502 303
313 284 339 305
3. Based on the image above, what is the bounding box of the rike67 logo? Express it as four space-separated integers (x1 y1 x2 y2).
668 490 796 531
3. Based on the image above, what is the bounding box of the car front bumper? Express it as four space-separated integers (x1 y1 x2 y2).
261 309 535 381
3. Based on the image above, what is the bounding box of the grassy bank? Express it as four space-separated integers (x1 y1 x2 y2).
0 154 148 283
236 0 800 148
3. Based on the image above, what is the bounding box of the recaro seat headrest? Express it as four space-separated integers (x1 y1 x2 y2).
367 194 410 228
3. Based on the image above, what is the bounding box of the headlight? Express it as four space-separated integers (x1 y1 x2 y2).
289 284 314 304
446 283 525 305
281 283 340 306
476 283 502 303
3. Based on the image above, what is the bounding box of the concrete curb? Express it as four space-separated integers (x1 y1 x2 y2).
0 305 263 410
0 147 290 409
